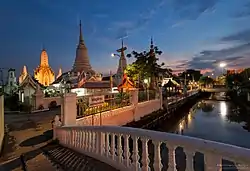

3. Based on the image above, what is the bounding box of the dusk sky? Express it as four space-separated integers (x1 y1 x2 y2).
1 0 250 76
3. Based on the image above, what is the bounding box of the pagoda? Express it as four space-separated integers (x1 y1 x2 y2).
115 39 127 84
72 20 95 76
34 49 55 86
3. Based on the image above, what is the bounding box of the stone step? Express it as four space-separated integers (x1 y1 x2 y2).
41 142 119 171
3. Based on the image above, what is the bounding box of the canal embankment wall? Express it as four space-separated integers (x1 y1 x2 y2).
124 92 207 129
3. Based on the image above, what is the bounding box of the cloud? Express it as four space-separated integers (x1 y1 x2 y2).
232 1 250 18
171 0 218 20
109 0 166 39
221 29 250 43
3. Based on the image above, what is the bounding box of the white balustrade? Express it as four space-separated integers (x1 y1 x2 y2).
55 126 250 171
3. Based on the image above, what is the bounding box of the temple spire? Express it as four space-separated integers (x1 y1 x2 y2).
150 36 154 49
79 20 84 44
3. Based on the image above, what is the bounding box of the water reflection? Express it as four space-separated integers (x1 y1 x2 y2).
168 98 250 148
227 107 250 132
220 101 227 118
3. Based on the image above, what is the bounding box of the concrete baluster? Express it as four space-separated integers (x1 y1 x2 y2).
85 131 89 151
123 134 130 167
153 140 162 171
111 133 115 160
167 144 177 171
141 138 149 171
91 131 95 153
84 131 87 150
105 133 110 157
88 131 92 152
236 163 247 171
132 136 139 171
184 148 194 171
204 154 222 171
117 134 123 163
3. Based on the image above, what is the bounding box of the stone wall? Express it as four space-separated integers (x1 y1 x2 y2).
0 95 4 154
76 99 161 126
43 96 62 108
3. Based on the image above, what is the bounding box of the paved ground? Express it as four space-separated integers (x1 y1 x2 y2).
0 109 60 170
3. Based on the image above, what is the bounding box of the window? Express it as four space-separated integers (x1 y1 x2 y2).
10 81 13 86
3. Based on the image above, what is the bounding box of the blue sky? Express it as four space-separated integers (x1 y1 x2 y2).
1 0 250 76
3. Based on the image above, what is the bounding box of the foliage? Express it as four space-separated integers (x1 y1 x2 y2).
4 93 20 111
38 104 44 110
199 76 213 86
126 44 172 89
19 103 32 113
49 101 57 109
178 69 202 82
225 73 243 89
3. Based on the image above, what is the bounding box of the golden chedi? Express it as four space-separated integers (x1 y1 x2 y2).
34 49 55 86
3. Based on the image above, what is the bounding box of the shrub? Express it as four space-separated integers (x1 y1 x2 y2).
49 101 57 109
38 104 44 110
20 103 32 113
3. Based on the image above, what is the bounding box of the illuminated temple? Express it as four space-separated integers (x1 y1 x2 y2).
34 49 55 86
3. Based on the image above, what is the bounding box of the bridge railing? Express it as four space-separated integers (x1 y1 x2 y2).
55 126 250 171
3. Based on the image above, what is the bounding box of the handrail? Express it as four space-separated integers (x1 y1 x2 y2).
55 125 250 170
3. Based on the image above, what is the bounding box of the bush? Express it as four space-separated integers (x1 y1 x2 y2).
20 103 32 113
38 104 44 110
49 101 57 109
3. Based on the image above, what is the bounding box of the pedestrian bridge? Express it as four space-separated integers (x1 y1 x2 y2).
54 125 250 171
202 87 228 93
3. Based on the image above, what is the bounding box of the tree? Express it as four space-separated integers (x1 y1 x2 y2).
127 43 172 89
178 69 202 82
199 76 214 87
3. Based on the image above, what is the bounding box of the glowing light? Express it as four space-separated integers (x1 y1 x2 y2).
111 53 115 57
219 62 226 68
220 101 227 117
179 123 183 129
144 79 148 84
188 114 191 121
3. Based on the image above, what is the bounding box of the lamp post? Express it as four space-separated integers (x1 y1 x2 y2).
219 62 227 74
144 79 149 101
111 53 120 58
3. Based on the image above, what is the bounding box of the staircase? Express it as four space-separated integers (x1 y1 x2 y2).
41 142 118 171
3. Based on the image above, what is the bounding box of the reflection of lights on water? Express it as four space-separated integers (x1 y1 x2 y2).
220 101 227 117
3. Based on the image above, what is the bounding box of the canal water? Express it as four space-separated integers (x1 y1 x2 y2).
159 92 250 149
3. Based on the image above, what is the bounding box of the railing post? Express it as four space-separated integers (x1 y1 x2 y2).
184 148 194 171
159 87 163 109
132 136 139 171
153 140 162 171
204 154 222 171
53 115 62 140
167 144 177 171
141 138 149 171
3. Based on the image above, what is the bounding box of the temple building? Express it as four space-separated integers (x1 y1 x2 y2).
18 66 43 103
115 40 127 85
72 20 95 76
34 49 55 86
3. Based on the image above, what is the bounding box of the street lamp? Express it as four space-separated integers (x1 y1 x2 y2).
144 79 149 100
111 53 120 58
219 62 227 75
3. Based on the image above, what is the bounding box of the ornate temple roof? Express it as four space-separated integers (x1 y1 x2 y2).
72 20 95 74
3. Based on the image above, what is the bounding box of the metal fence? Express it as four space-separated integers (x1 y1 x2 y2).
138 90 157 102
76 92 131 118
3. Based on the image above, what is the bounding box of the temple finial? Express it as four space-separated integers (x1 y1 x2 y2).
121 38 124 48
150 36 154 49
79 20 84 44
